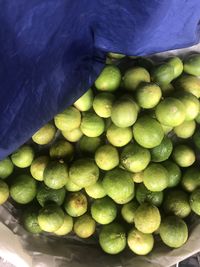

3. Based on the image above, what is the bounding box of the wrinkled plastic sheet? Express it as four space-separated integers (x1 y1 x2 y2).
1 43 200 267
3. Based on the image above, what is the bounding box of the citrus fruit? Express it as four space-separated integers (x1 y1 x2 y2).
111 98 138 127
161 124 173 134
172 145 195 167
54 106 81 131
91 197 117 224
65 180 82 192
143 163 169 192
174 75 200 98
106 124 132 147
136 82 162 109
132 171 144 183
36 183 66 207
136 183 164 207
190 188 200 215
120 143 150 172
151 63 174 86
85 180 106 199
102 168 134 204
93 92 115 118
159 216 188 248
32 123 56 145
121 200 139 223
0 180 9 205
43 161 68 189
150 136 173 162
54 214 73 235
184 54 200 76
181 167 200 192
49 140 74 161
11 145 34 168
162 160 181 188
80 111 105 137
123 67 150 91
108 52 125 59
10 174 37 204
74 88 93 111
178 92 199 121
136 57 154 71
155 97 185 127
30 156 49 181
38 203 65 232
79 136 102 154
95 144 119 170
163 190 191 218
64 192 87 217
174 120 196 139
69 158 99 187
167 56 183 78
0 157 14 179
95 65 121 92
193 131 200 149
133 116 164 148
99 223 126 254
61 128 83 142
160 83 174 96
22 206 42 234
134 203 161 233
195 113 200 124
74 214 95 238
127 228 154 255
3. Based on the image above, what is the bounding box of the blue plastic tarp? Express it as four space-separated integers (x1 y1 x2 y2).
0 0 199 159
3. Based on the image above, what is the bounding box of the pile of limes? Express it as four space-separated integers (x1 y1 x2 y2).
1 52 200 256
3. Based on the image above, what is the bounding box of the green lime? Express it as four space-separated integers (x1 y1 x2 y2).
74 88 93 111
111 98 138 127
181 167 200 192
61 128 83 142
193 131 200 149
132 172 144 183
133 116 164 148
103 168 134 204
43 161 68 189
155 97 185 127
178 93 199 121
80 111 105 137
91 197 117 224
54 106 81 131
172 145 195 167
79 136 102 154
162 160 181 188
0 180 9 205
65 180 82 192
134 203 161 234
22 206 42 234
10 174 36 204
163 190 191 218
38 203 64 232
120 143 150 172
108 52 125 59
0 157 14 179
64 192 87 217
128 228 154 255
136 183 164 207
54 214 73 235
136 57 154 71
11 145 34 168
106 124 132 147
160 83 174 97
32 123 56 145
69 158 99 187
184 54 200 76
195 112 200 123
30 156 49 181
93 92 115 118
95 65 121 91
49 140 74 161
36 183 66 207
190 188 200 215
95 144 119 171
121 200 139 223
143 163 169 192
167 56 183 79
99 223 126 254
85 180 106 199
123 67 150 91
150 136 173 162
159 216 188 248
161 124 173 134
136 82 162 109
74 214 95 238
174 120 196 139
151 63 174 86
174 75 200 98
